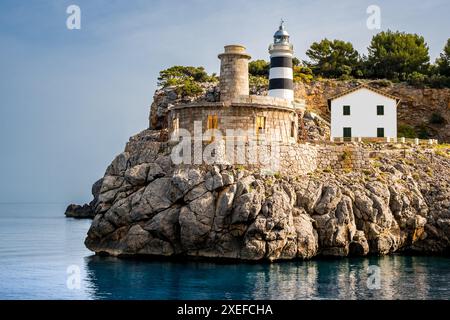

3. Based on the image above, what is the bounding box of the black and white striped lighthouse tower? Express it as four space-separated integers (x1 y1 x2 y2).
268 20 294 102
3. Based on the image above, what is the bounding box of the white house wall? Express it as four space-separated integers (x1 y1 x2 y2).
330 88 397 138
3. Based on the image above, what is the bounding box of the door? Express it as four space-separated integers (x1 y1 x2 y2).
377 127 384 138
343 127 352 140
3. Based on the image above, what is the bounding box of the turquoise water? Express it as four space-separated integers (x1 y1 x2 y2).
0 203 449 300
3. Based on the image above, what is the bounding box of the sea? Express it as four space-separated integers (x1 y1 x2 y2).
0 203 449 300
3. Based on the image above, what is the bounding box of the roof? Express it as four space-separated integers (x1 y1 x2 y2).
327 84 401 108
274 20 289 37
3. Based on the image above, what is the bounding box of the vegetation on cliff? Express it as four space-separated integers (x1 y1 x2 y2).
157 66 218 97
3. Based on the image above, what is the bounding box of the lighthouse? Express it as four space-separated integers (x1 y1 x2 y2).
268 20 294 102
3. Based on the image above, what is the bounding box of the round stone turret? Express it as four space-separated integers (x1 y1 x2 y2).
218 45 251 102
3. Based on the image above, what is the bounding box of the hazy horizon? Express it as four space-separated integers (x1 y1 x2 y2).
1 0 449 204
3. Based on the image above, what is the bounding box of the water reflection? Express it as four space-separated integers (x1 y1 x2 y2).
84 255 450 300
2 204 447 300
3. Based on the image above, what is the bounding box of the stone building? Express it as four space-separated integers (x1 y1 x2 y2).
168 28 304 147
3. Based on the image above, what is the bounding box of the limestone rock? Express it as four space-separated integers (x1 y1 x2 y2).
65 204 95 219
125 163 151 186
179 192 215 249
81 129 450 260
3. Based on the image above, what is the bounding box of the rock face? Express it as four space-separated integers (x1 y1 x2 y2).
83 129 450 260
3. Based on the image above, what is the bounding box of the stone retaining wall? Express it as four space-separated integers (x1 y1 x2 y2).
277 143 370 175
169 138 372 176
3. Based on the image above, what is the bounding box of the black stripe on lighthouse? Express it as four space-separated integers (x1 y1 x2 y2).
270 56 293 68
269 78 293 90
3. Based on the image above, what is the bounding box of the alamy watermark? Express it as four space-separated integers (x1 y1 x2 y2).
366 5 381 30
367 265 381 290
66 264 81 290
66 5 81 30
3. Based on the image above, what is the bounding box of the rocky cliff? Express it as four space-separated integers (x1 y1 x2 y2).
83 129 450 260
71 78 450 260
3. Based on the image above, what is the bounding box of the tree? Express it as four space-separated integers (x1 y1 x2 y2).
366 30 430 81
157 66 216 87
292 57 301 67
436 38 450 77
249 60 270 77
305 39 361 78
157 66 217 97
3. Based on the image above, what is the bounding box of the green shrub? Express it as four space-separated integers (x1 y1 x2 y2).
249 60 270 77
369 79 392 87
427 75 450 88
355 70 364 78
342 150 352 161
407 71 427 86
293 65 314 83
249 75 269 88
397 124 416 138
430 113 445 125
176 80 203 97
417 124 430 139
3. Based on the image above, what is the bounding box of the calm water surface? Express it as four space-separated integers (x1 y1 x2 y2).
0 203 449 300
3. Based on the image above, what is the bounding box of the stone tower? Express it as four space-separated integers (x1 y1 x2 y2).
268 20 294 102
218 45 251 101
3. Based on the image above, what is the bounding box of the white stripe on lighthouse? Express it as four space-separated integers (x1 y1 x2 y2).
269 67 293 79
268 89 294 101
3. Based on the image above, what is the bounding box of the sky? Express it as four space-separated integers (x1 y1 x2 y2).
0 0 449 204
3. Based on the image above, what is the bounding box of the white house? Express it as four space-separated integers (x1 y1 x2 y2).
328 84 400 139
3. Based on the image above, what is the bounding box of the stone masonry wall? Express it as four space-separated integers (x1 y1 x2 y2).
316 144 370 170
170 104 298 144
169 138 372 176
278 143 370 176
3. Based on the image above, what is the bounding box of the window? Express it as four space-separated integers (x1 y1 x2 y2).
377 128 385 137
207 115 218 130
172 118 179 130
343 127 352 138
343 105 350 116
290 121 295 138
207 115 218 141
377 105 384 115
172 117 179 136
256 116 266 134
